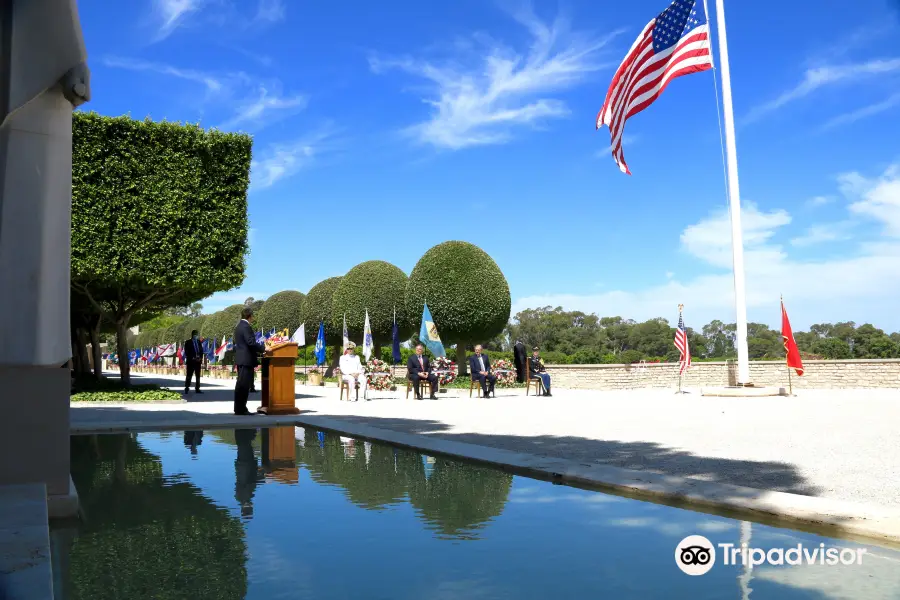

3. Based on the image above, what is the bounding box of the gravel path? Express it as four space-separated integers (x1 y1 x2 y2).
76 372 900 509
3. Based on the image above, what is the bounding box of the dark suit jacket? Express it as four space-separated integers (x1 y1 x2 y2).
469 353 492 375
184 338 203 363
234 320 265 367
407 354 432 380
529 356 545 375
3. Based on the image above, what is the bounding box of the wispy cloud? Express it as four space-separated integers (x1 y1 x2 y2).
512 164 900 330
820 91 900 130
742 58 900 124
218 86 308 131
152 0 204 41
370 7 623 149
790 222 854 247
250 128 339 189
255 0 286 23
596 135 637 158
805 195 834 208
103 56 223 93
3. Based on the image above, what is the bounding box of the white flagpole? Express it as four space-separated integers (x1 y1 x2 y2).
714 0 752 385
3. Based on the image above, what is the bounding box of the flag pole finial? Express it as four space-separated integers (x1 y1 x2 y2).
678 303 684 312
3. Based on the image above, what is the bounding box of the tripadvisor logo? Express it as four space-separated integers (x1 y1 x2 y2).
675 535 867 575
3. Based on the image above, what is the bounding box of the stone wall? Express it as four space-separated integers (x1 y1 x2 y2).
542 359 900 390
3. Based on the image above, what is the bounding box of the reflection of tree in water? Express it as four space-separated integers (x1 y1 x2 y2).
295 429 512 538
403 456 513 540
295 428 408 510
65 434 248 600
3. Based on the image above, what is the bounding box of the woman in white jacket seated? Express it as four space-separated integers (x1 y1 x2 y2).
339 342 367 401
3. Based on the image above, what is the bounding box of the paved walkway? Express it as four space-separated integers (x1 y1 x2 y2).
75 371 900 511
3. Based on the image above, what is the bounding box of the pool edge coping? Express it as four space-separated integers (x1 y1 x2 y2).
70 413 900 549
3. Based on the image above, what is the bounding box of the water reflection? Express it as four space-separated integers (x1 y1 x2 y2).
60 433 248 600
234 429 264 518
183 430 203 455
57 428 900 600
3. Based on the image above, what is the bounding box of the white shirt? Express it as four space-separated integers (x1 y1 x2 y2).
477 355 485 371
340 353 363 376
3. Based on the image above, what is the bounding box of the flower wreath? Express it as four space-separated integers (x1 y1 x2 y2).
491 358 517 387
431 356 456 385
365 358 393 391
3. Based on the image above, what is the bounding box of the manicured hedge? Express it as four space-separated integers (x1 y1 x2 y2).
300 277 343 341
405 241 510 344
331 261 412 345
71 112 252 384
255 291 305 335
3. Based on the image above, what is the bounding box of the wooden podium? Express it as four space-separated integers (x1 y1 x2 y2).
257 342 300 415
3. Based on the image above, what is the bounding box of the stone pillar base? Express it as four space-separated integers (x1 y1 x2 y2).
0 366 71 499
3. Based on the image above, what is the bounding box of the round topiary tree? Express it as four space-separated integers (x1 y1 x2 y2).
405 241 511 375
190 315 208 340
255 291 305 336
202 305 244 341
331 261 413 357
163 324 180 345
173 319 193 344
299 277 343 374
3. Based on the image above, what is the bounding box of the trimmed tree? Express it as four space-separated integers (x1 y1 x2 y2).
405 241 511 375
299 277 343 375
71 112 252 385
331 261 412 358
255 291 305 336
202 305 244 342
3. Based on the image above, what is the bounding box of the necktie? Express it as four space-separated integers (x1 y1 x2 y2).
419 356 424 370
194 340 198 354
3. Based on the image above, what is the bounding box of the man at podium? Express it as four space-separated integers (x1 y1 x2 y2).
234 307 265 415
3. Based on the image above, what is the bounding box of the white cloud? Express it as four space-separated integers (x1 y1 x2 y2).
512 164 900 329
789 222 854 247
806 195 834 208
597 134 637 158
103 56 222 93
845 164 900 236
152 0 204 41
821 91 900 130
218 85 308 131
250 129 338 189
255 0 286 23
370 8 623 149
742 58 900 124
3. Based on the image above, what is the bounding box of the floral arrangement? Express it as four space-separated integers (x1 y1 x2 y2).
365 358 393 391
491 358 517 387
431 356 456 386
333 367 342 377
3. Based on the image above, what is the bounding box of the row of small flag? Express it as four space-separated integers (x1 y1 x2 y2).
114 327 300 366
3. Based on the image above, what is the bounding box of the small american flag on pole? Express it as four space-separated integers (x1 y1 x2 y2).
675 310 691 374
596 0 713 174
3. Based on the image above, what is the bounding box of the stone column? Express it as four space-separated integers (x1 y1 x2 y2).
0 0 90 516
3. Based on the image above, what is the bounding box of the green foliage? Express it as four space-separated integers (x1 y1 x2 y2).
71 112 252 383
67 434 247 598
300 277 344 340
255 290 305 335
405 241 511 344
201 304 244 340
70 376 182 402
331 261 412 344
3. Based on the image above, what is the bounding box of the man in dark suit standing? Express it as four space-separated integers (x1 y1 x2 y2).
513 340 527 383
407 343 438 400
469 344 496 397
233 307 266 415
183 329 204 395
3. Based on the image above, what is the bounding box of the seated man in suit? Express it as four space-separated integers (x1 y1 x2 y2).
339 342 367 401
469 344 496 397
529 346 552 397
407 343 438 400
233 307 266 415
183 329 204 395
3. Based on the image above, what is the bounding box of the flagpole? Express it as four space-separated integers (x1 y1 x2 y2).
714 0 752 386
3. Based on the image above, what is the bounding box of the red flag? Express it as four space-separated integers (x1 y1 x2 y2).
781 300 804 376
176 343 184 366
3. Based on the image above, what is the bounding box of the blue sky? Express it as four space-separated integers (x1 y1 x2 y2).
79 0 900 330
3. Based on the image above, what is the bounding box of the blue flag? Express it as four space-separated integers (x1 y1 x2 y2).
392 317 401 364
314 322 326 365
419 304 446 358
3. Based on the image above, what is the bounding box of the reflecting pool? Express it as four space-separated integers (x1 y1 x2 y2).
53 427 900 599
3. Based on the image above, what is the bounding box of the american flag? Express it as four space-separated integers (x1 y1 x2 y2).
596 0 713 174
675 312 691 374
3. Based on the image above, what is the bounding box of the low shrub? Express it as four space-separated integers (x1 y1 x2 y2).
70 376 182 402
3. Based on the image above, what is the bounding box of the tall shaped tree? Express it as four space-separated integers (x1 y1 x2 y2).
71 113 252 384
